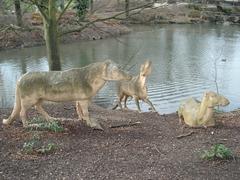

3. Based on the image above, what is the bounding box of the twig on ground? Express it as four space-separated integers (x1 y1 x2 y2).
110 121 141 128
177 131 194 139
153 144 161 154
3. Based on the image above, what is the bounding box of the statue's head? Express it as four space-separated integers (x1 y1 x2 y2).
204 91 230 107
102 60 132 81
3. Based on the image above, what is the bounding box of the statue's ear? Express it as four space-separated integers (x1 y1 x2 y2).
203 92 208 98
144 60 152 69
103 59 111 71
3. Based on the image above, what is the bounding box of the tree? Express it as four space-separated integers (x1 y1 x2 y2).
24 0 153 70
14 0 23 27
31 0 62 70
89 0 93 13
125 0 129 18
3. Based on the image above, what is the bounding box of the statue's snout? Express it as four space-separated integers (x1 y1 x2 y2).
220 96 230 106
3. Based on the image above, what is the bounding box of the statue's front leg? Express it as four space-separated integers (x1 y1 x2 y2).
77 100 103 130
143 98 157 112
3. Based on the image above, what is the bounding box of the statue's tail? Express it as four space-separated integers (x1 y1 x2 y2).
3 83 21 125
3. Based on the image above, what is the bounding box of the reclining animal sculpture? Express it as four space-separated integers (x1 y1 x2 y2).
178 91 230 128
113 60 156 112
3 60 131 130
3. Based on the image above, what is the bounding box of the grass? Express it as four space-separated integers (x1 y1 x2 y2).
28 117 64 132
201 144 233 160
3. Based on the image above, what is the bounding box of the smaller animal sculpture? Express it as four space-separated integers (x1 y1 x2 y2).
178 91 230 127
3 60 131 130
113 60 156 112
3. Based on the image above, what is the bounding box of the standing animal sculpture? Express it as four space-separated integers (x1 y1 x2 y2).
113 60 156 112
178 91 230 127
3 60 131 130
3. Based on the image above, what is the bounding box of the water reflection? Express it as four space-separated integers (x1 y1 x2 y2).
0 24 239 113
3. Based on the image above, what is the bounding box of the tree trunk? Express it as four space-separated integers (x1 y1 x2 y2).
59 0 65 11
14 0 23 27
125 0 129 18
44 0 61 71
89 0 93 13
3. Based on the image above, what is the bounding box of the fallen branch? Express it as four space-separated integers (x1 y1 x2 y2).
110 121 141 128
177 131 194 139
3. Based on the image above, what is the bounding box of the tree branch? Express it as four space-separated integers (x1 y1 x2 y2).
27 0 49 22
60 2 154 36
57 0 74 23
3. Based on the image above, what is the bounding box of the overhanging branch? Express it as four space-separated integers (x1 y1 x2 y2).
57 0 74 23
60 2 154 36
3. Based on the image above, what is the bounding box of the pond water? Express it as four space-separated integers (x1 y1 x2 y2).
0 24 240 114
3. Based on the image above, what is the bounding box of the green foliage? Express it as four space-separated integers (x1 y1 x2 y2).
43 121 64 132
221 8 233 15
22 134 40 154
74 0 89 20
29 117 64 132
233 7 240 13
22 133 57 155
36 143 57 154
201 144 233 160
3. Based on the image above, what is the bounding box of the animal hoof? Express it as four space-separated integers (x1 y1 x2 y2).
2 119 11 125
92 124 104 130
87 119 104 130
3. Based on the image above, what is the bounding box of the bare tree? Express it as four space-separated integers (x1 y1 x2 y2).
20 0 153 70
89 0 93 13
14 0 23 27
125 0 129 18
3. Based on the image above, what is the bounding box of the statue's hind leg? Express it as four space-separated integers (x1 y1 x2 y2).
20 101 32 127
35 100 56 121
20 98 39 127
123 95 129 109
118 95 124 110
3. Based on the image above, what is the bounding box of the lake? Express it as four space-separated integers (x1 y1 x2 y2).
0 24 240 114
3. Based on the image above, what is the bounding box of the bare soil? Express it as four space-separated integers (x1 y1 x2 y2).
0 103 240 180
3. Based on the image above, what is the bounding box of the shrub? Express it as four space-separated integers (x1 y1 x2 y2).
189 10 201 18
201 144 233 160
22 133 57 155
28 117 64 132
22 134 40 154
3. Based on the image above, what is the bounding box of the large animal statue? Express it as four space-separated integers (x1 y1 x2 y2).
3 60 131 130
178 91 230 127
113 60 156 112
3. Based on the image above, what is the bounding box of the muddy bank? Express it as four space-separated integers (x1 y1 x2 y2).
0 12 131 51
125 3 240 25
0 103 240 179
1 4 240 51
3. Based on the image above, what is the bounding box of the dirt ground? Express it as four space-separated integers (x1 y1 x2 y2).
0 103 240 180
